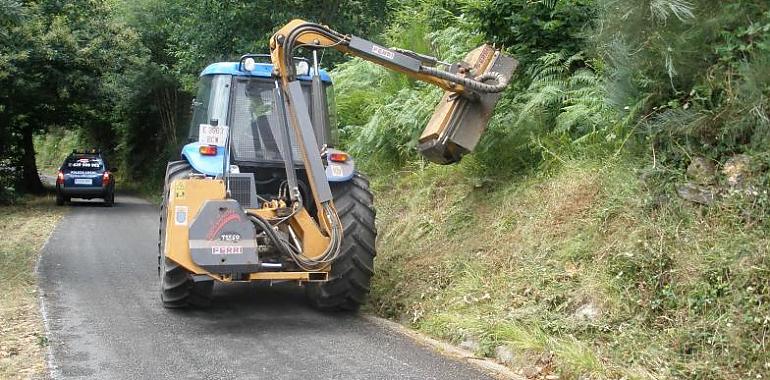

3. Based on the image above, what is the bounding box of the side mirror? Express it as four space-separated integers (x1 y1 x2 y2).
110 167 118 173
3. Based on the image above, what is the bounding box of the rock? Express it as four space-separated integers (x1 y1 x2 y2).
574 302 600 322
647 194 670 209
537 351 555 366
545 375 560 380
677 182 717 205
459 338 480 353
494 345 515 364
686 157 717 185
722 154 752 188
521 365 542 378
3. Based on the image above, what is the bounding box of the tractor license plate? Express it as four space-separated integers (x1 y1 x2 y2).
74 178 92 185
198 124 229 146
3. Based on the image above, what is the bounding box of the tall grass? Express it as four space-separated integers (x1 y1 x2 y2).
335 1 770 378
370 157 770 378
0 197 63 377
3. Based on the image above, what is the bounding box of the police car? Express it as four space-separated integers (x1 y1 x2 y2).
56 150 116 206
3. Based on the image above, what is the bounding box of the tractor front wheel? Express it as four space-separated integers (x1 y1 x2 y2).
158 161 214 308
306 173 376 311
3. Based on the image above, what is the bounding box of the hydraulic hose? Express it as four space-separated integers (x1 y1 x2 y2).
419 66 508 94
247 204 343 272
280 23 349 79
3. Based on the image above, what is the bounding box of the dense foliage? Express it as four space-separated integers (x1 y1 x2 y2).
337 1 770 378
0 0 386 201
336 0 769 180
0 0 142 198
1 1 769 377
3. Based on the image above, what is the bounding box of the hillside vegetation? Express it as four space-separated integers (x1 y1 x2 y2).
1 0 769 378
331 1 770 378
369 158 769 379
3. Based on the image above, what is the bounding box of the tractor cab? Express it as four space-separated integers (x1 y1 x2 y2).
181 55 353 207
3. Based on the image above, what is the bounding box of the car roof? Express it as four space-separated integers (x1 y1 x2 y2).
65 153 104 162
200 62 332 83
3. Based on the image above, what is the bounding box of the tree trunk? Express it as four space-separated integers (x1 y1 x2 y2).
21 127 45 194
156 86 178 149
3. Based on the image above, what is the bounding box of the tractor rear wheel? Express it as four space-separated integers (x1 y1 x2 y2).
158 161 214 308
306 173 376 311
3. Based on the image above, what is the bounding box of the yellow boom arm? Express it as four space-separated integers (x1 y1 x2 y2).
269 19 517 165
265 19 516 262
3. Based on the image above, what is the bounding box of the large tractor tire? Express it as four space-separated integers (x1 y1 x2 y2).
158 161 214 308
306 173 376 311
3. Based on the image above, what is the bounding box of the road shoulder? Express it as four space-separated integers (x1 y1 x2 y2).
0 197 64 379
363 315 525 380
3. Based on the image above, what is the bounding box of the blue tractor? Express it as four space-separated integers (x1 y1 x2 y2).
158 20 514 310
159 55 375 310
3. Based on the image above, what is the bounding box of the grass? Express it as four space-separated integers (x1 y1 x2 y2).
368 155 770 379
0 196 64 379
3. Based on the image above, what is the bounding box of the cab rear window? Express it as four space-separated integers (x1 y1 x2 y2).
65 157 103 171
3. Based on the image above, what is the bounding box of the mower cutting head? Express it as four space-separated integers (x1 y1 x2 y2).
418 45 518 164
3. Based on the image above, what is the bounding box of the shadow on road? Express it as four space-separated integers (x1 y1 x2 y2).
65 199 115 207
177 283 352 317
165 283 360 338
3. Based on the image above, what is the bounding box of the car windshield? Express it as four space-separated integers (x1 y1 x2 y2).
65 156 103 172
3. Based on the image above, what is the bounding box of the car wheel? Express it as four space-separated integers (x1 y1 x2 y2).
104 191 115 207
56 192 65 206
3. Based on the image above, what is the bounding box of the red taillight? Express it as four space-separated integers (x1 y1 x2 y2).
328 152 349 162
199 145 218 156
56 171 64 185
102 171 110 186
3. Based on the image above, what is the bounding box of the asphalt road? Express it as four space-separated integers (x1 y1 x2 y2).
37 195 492 379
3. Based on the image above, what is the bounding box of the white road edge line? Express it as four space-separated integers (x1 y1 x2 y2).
362 314 526 380
34 213 65 380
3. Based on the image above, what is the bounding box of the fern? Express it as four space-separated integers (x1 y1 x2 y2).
333 14 483 171
516 52 613 137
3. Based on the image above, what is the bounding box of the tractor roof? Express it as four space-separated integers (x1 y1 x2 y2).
200 62 332 83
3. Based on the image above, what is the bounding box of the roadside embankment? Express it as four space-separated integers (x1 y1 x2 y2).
369 157 769 379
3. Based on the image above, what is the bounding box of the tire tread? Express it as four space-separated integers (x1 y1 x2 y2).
306 173 376 312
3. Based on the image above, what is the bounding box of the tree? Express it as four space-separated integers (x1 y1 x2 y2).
0 0 143 194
